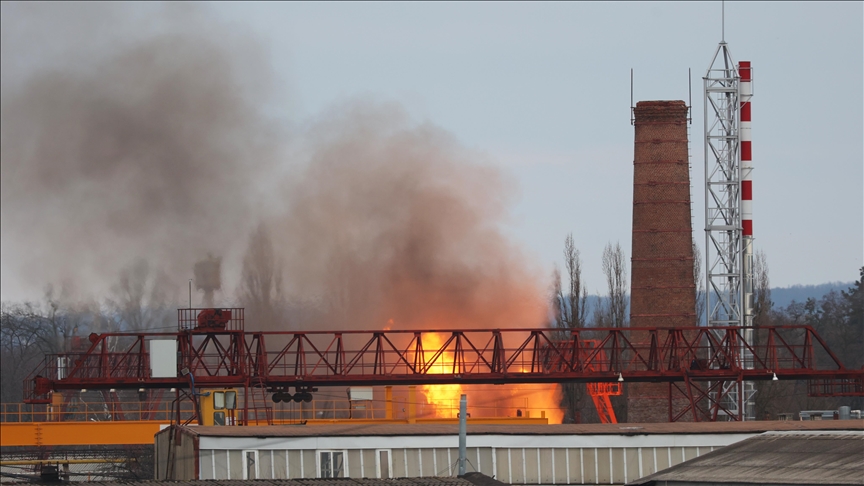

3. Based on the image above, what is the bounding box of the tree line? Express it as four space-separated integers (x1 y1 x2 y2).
0 224 287 404
2 228 861 422
751 265 863 418
550 233 863 423
550 234 630 423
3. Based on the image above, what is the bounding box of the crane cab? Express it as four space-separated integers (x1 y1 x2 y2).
200 388 238 426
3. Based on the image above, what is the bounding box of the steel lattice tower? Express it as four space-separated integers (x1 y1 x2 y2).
703 41 756 420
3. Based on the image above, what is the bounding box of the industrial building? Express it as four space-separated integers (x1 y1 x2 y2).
2 14 863 486
154 421 862 484
5 476 506 486
627 430 864 486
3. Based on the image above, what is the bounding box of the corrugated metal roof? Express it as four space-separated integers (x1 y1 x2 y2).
4 477 488 486
627 430 864 485
171 420 863 438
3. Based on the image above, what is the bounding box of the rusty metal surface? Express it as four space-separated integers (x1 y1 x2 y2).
8 478 487 486
627 430 864 485
20 322 863 426
175 420 864 438
24 326 863 397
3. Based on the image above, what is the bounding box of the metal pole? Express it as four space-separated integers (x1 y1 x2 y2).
188 280 192 308
458 394 467 476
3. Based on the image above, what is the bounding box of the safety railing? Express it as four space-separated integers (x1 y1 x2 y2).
24 325 861 406
0 400 194 423
1 395 552 423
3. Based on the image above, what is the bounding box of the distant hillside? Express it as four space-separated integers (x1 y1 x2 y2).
580 281 855 319
768 282 854 310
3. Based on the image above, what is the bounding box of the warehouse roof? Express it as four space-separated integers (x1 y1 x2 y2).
627 430 864 485
12 475 505 486
172 420 863 438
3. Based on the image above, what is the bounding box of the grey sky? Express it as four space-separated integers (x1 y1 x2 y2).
1 1 861 301
218 1 860 291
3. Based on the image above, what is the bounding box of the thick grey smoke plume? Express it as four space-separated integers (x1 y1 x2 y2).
1 4 275 300
1 4 547 332
275 103 547 330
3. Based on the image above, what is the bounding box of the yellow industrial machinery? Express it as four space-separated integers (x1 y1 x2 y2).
199 389 238 426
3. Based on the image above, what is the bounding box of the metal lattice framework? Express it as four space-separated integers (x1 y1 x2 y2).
704 41 743 328
0 445 152 482
703 41 758 420
23 313 864 422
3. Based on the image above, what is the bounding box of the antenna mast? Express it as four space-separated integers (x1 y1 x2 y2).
703 2 756 420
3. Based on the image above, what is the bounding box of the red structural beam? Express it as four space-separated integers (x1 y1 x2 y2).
24 319 864 404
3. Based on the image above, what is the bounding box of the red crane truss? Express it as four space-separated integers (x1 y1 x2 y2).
24 309 863 422
584 339 621 424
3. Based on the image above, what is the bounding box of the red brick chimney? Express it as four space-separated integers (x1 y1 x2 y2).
628 100 696 423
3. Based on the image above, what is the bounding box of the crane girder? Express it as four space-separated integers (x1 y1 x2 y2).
24 316 863 404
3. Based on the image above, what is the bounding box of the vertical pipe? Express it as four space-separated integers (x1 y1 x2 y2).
385 386 393 419
704 69 712 326
458 394 467 476
408 386 416 424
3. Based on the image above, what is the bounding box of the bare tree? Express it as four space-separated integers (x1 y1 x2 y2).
751 251 781 419
107 258 174 333
752 250 772 328
239 222 285 330
594 242 628 421
555 234 588 329
552 234 590 423
600 242 628 328
0 286 106 402
693 241 705 326
35 284 104 353
1 302 46 402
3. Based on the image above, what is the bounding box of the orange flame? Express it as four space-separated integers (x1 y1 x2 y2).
417 332 563 422
420 332 463 418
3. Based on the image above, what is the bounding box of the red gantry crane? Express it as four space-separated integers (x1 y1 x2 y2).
23 308 864 423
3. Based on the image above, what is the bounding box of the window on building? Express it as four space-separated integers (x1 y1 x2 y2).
319 451 344 478
377 450 391 479
243 450 258 480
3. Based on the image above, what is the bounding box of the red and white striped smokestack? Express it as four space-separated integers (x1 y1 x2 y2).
739 61 755 331
739 61 753 237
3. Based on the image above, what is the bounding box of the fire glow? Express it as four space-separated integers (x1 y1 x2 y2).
418 332 563 422
420 332 464 418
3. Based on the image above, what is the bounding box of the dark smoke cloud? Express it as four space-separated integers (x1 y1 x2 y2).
1 2 556 420
1 3 277 300
273 102 547 330
1 3 547 332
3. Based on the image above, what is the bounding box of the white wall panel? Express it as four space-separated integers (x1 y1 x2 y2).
189 432 762 484
198 432 752 452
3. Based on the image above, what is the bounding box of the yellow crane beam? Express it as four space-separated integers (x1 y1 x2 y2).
0 421 165 447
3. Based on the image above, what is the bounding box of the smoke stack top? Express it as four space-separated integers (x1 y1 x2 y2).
194 255 222 307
